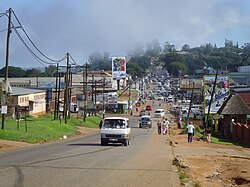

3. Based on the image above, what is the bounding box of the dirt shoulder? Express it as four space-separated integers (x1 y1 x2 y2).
169 122 250 187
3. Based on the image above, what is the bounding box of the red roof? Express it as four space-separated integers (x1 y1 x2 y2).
238 93 250 107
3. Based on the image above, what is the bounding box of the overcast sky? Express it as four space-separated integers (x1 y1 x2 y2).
0 0 250 68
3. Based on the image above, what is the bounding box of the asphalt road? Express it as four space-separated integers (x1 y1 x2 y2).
0 102 179 187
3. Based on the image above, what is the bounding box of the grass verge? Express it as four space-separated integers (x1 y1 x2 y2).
0 115 102 144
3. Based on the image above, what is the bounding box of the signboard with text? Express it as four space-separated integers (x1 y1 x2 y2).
117 90 139 101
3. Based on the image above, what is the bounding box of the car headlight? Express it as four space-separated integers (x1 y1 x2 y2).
101 133 106 138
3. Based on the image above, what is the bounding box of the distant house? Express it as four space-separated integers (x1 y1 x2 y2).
217 93 250 144
10 87 46 117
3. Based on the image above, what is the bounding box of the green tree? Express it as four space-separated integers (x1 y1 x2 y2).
0 66 26 77
168 61 188 77
45 65 57 77
163 42 176 52
126 62 144 78
25 68 43 77
88 52 111 71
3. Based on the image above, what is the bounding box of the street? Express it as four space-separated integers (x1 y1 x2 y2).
0 102 179 187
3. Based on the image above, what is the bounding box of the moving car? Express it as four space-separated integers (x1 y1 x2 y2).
146 105 152 111
100 117 131 146
167 95 174 102
158 96 164 100
139 115 152 128
154 109 165 118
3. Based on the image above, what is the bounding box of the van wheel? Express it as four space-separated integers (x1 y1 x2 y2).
101 140 106 146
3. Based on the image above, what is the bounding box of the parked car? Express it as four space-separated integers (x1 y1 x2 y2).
139 115 152 128
154 109 165 118
146 105 152 111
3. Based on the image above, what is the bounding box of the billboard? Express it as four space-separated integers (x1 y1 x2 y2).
112 57 126 79
117 90 139 101
204 75 230 114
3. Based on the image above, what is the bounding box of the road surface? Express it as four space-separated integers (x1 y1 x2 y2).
0 102 179 187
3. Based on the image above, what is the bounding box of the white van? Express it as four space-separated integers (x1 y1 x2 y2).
100 117 131 146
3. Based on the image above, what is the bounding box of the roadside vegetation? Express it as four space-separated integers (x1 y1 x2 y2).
0 114 102 144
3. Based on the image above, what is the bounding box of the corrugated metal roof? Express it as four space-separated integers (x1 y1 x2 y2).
10 87 46 96
238 93 250 107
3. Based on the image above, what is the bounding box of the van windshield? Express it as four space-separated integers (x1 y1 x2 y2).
103 119 126 129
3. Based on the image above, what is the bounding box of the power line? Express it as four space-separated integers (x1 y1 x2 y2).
12 10 66 63
69 53 81 66
11 21 60 67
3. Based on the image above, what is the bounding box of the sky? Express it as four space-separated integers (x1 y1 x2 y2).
0 0 250 68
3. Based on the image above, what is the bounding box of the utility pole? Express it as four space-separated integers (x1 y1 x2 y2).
54 63 59 120
187 82 195 121
102 76 105 119
1 8 12 130
68 69 72 119
83 63 88 122
206 69 218 131
128 78 131 115
91 74 94 102
94 80 97 105
57 72 61 118
64 53 70 124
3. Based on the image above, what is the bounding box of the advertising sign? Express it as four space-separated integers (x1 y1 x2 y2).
112 57 126 79
204 75 230 114
117 90 139 101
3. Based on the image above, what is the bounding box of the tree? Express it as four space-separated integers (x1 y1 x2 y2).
0 66 26 78
168 61 188 77
88 52 111 71
163 42 176 52
126 62 144 78
129 56 151 70
45 65 57 77
25 68 43 77
181 44 190 51
145 39 161 57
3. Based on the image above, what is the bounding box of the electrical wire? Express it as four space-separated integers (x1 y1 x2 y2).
69 53 81 66
12 10 66 63
11 21 60 67
0 28 8 32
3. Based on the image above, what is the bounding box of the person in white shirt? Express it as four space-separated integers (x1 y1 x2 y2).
163 119 170 135
187 121 195 143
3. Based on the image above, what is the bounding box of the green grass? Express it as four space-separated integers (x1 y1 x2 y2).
0 115 102 144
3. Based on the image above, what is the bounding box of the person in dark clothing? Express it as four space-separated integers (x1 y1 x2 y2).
157 120 162 135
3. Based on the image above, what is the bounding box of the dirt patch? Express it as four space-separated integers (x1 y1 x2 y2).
0 140 32 153
170 124 250 187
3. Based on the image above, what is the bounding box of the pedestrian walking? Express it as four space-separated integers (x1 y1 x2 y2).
206 130 211 143
162 120 166 135
157 120 162 135
163 118 169 135
178 118 182 129
187 121 195 143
